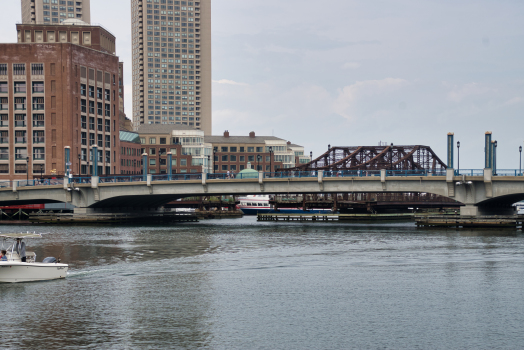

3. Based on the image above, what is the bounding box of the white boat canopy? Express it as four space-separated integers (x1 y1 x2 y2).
0 233 42 239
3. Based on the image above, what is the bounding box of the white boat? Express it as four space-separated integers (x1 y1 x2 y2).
237 195 333 215
0 233 68 283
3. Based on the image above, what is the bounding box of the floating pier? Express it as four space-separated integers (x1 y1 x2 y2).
28 212 198 224
258 213 414 222
415 215 524 228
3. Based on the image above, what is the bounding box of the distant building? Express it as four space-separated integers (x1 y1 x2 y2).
131 0 212 134
119 130 141 175
205 131 308 173
0 22 122 179
136 124 212 174
21 0 91 25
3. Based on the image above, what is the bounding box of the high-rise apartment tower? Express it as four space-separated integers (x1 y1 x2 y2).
21 0 91 25
131 0 211 135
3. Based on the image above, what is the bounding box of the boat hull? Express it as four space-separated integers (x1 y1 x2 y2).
240 208 333 215
0 262 68 283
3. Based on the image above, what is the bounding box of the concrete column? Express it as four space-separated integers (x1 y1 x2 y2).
92 146 98 177
447 132 454 169
142 153 148 181
91 176 99 189
460 205 478 216
167 152 172 180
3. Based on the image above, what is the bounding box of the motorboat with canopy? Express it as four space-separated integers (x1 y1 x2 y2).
0 233 68 283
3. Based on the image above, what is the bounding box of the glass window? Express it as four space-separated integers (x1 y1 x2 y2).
221 155 227 162
32 81 44 93
221 146 228 152
149 137 156 144
230 155 237 162
230 147 237 152
247 147 254 152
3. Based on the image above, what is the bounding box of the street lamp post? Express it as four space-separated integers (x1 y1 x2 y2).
457 141 460 174
257 154 260 171
519 146 522 175
493 141 498 175
40 164 43 181
78 154 81 175
269 146 273 176
207 155 210 174
26 156 29 185
213 148 216 174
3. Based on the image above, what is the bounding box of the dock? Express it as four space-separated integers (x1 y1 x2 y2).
415 215 524 228
258 213 414 222
28 212 198 224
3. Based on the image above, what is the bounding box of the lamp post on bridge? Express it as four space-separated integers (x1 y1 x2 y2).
26 156 29 185
519 146 522 175
269 146 273 176
213 147 216 174
493 141 498 176
78 154 81 175
457 141 460 174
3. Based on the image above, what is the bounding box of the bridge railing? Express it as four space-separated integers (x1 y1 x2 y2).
494 169 524 176
455 169 524 176
6 169 524 189
15 178 65 187
454 169 484 176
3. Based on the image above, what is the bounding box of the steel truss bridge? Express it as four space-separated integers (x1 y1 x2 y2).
291 145 447 173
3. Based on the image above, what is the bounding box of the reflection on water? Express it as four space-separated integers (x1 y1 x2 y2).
0 218 524 349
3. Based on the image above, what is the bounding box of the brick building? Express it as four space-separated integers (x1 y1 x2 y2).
205 131 309 173
0 23 122 180
136 124 211 174
119 130 142 175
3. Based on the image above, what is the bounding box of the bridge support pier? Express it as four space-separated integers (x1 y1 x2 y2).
461 205 517 216
460 205 478 216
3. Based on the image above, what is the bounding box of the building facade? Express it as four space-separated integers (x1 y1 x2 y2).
137 124 212 174
205 131 308 173
0 24 121 180
131 0 212 134
119 130 142 174
21 0 91 25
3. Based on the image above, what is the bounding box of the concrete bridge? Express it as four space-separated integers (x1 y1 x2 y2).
1 169 524 216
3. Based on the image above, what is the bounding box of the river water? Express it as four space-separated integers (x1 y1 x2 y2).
1 217 524 349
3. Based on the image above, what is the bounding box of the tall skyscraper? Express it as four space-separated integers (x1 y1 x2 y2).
131 0 211 135
21 0 91 25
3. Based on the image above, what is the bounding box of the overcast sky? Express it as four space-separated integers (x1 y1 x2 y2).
2 0 524 168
